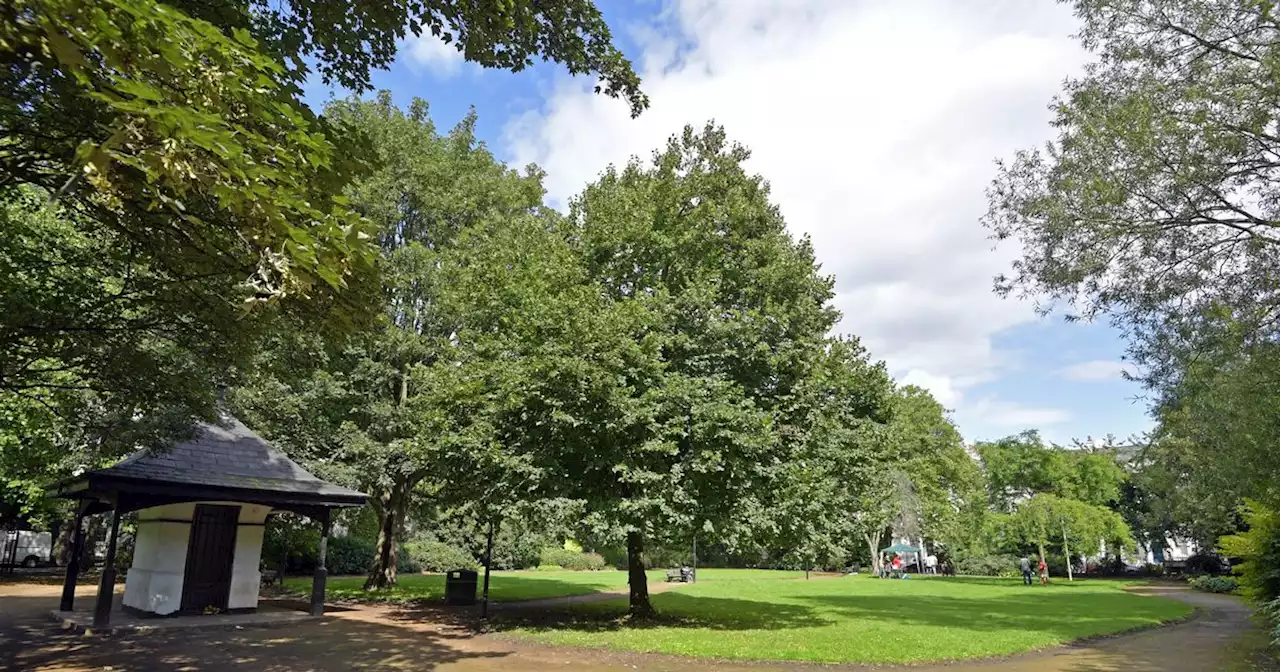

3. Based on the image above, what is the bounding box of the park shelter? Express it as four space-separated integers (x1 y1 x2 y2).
48 414 367 628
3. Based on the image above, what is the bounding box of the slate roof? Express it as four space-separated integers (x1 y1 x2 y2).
53 414 367 510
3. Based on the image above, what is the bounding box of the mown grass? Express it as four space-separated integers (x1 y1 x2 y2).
500 573 1193 664
285 569 664 604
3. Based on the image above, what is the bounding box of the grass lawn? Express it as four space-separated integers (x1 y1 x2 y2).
501 572 1194 664
285 569 663 604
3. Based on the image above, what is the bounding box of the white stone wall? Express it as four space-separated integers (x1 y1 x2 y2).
124 503 196 615
124 501 273 615
229 504 271 610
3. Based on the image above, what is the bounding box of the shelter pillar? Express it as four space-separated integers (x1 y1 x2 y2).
310 508 331 616
93 506 122 628
59 505 86 611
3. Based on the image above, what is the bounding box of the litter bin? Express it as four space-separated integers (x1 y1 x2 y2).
445 569 478 605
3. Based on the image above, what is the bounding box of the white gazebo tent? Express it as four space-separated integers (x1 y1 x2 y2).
49 415 367 628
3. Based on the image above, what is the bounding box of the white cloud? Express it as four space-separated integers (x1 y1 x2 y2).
404 33 465 76
900 369 961 410
1060 359 1136 382
505 0 1088 436
964 398 1072 428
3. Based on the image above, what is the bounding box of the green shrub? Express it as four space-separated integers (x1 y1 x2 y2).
641 545 689 569
1262 598 1280 647
1189 575 1239 594
953 552 1020 577
404 540 479 572
326 535 375 575
538 546 607 570
1221 500 1280 604
318 535 417 575
263 514 320 572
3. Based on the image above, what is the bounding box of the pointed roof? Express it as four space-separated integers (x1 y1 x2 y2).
51 415 367 515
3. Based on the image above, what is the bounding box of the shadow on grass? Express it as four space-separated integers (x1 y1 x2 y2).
796 592 1183 641
291 574 626 606
488 592 831 634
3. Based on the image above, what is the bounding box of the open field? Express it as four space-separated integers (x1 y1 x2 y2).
499 572 1195 664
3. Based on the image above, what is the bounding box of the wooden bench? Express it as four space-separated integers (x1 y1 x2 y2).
665 568 694 583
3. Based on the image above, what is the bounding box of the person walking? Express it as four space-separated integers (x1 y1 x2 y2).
1019 555 1033 585
1038 557 1049 585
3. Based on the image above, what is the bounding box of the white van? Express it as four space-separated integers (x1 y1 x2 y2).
3 531 53 567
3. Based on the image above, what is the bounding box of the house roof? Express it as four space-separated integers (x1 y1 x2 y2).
50 414 367 515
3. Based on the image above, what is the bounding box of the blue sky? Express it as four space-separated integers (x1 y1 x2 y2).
302 0 1153 447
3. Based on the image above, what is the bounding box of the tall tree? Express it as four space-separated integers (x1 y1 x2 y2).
773 338 895 574
2 0 645 501
984 0 1280 392
889 386 984 555
489 124 840 615
233 94 551 588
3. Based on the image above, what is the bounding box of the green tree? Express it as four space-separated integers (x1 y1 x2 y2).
233 94 551 589
3 0 645 517
487 124 840 615
976 431 1126 512
984 0 1280 390
1010 493 1133 580
773 338 895 574
890 386 985 556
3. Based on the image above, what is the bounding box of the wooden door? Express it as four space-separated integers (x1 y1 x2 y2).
180 504 240 613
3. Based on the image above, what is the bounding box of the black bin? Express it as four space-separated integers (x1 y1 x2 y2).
445 569 478 605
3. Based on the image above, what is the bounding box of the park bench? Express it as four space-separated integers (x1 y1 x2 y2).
260 567 281 588
665 567 695 583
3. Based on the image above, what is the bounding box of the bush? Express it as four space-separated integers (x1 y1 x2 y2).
953 552 1020 577
326 535 375 575
1262 598 1280 647
538 546 607 570
317 535 419 575
263 514 320 572
1183 552 1232 576
1221 500 1280 604
404 540 479 572
1189 575 1239 594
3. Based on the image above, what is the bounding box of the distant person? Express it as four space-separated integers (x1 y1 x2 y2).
891 554 903 577
1038 557 1049 585
1020 555 1033 585
926 554 937 574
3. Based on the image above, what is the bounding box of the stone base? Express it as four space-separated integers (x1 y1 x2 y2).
51 600 316 636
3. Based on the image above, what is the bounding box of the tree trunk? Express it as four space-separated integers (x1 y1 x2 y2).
364 479 409 590
1037 542 1048 582
864 530 883 577
366 372 415 591
626 530 654 617
55 512 77 567
1061 525 1073 582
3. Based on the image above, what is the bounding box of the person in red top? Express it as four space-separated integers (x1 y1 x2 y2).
891 554 903 577
1038 557 1049 585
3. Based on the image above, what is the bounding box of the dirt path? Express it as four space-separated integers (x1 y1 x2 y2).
0 581 1272 671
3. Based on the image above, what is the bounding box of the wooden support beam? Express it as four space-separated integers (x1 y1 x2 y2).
59 506 87 612
92 506 121 628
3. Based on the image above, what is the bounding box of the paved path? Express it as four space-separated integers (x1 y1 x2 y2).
0 580 1272 671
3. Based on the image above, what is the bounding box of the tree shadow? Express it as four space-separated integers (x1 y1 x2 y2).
2 594 510 672
795 591 1182 641
487 592 831 634
295 573 628 607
